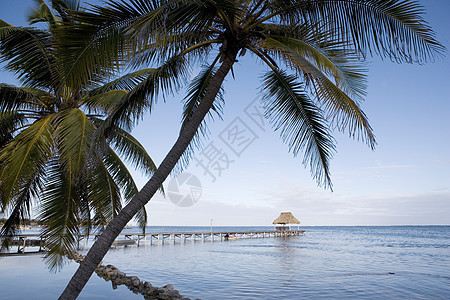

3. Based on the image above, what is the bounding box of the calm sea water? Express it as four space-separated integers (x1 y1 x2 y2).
0 226 449 299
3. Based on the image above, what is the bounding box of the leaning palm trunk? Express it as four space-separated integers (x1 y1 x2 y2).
59 51 238 299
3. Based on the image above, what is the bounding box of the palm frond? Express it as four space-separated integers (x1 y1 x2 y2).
0 84 52 112
0 20 56 88
0 172 42 250
89 153 122 226
53 4 135 88
51 0 82 22
261 69 335 188
262 23 368 99
0 199 29 249
28 0 82 27
82 90 129 116
54 108 95 173
100 56 189 131
102 147 147 232
263 37 375 148
265 0 444 63
0 111 28 147
107 126 157 177
40 159 82 269
129 32 217 69
27 0 58 27
0 114 53 206
128 0 231 38
88 68 159 96
102 147 138 203
91 116 157 178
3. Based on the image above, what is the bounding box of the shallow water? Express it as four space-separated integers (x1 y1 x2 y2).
1 226 449 299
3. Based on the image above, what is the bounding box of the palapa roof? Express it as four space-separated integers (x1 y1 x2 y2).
272 212 300 225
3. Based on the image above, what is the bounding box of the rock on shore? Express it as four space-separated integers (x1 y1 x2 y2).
67 251 192 300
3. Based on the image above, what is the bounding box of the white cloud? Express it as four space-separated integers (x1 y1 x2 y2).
144 178 450 227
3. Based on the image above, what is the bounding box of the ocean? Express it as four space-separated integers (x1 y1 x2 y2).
0 226 449 299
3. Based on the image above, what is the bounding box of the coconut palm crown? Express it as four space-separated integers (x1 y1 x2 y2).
61 0 444 188
52 0 444 298
0 0 158 268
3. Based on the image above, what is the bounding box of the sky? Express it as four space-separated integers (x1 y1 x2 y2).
1 0 449 226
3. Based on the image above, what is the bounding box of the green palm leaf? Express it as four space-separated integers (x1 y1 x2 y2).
107 125 157 177
39 159 82 269
82 90 129 116
82 68 160 115
0 172 42 250
0 84 51 112
101 56 188 131
0 114 54 206
102 147 137 203
261 70 335 188
55 108 95 173
263 25 368 99
263 36 375 148
0 19 56 88
0 111 28 146
182 64 225 128
89 153 122 225
265 0 444 62
87 68 159 96
27 0 58 27
102 147 147 231
54 8 131 88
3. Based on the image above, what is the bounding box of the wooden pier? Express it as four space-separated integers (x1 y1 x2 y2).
1 235 47 254
112 229 305 246
1 230 305 254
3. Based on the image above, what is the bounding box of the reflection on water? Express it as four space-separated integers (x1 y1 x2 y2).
0 255 141 299
0 226 449 299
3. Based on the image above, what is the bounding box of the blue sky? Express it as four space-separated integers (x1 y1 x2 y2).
1 0 449 226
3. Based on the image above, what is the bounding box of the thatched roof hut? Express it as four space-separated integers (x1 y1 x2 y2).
272 212 300 231
273 212 300 228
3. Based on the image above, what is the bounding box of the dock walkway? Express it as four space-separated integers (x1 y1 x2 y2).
111 229 305 246
1 229 305 254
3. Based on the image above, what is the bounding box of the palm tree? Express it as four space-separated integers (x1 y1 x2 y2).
0 0 157 268
53 0 443 298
